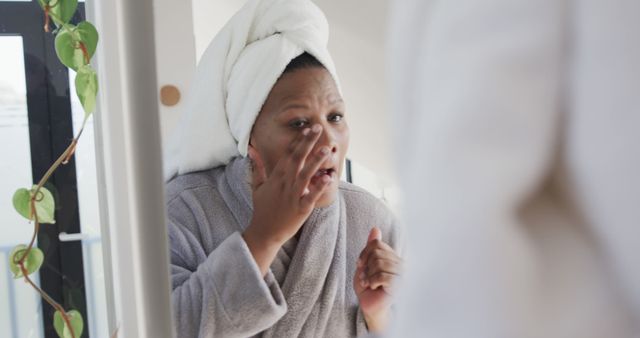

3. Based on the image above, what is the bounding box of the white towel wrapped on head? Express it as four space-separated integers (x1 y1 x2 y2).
164 0 341 180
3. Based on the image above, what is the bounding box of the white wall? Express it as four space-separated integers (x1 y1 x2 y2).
154 0 196 144
190 0 396 186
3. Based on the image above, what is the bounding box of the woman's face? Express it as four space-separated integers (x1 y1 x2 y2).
250 66 349 207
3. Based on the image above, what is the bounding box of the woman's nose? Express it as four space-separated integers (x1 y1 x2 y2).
317 127 338 154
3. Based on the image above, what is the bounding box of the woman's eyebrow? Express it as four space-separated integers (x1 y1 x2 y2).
280 103 311 112
327 95 344 106
327 94 343 103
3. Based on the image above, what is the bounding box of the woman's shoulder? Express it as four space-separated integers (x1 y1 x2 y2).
164 166 240 251
165 166 225 204
339 181 392 217
339 180 382 201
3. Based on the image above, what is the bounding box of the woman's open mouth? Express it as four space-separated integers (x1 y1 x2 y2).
311 167 336 183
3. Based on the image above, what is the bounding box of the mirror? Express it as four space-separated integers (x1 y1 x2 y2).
163 0 402 337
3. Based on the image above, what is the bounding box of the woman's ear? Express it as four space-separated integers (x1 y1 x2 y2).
247 143 258 162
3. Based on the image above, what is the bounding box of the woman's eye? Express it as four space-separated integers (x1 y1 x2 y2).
328 113 344 123
290 120 308 129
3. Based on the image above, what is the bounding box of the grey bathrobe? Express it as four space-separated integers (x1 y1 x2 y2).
166 157 400 338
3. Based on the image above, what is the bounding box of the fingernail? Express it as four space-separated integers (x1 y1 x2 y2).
360 279 367 287
312 124 322 133
359 272 365 280
302 128 310 136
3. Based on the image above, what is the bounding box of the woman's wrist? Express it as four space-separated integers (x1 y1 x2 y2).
242 222 284 276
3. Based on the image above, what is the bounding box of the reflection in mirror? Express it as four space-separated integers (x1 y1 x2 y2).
164 0 400 337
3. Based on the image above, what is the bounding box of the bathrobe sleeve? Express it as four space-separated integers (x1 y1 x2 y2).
167 196 287 338
340 182 404 337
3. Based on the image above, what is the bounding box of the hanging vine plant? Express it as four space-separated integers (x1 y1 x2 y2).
9 0 99 337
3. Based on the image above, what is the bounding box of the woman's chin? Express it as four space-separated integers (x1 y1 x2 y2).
314 184 338 208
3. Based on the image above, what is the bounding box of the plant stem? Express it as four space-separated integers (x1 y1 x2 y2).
24 218 39 262
44 6 51 32
18 197 75 337
15 119 88 338
19 264 76 338
35 140 74 192
16 135 78 266
18 120 85 270
20 3 95 337
47 9 64 28
35 120 86 193
79 42 90 65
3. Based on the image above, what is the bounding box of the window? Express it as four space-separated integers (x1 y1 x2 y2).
0 2 108 337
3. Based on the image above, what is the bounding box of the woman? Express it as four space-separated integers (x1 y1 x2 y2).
165 1 401 337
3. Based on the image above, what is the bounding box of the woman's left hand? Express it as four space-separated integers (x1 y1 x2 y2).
353 227 402 333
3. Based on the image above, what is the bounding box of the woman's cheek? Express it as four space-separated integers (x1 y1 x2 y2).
338 127 350 157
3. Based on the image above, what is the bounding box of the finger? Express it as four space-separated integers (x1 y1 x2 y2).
285 127 311 157
268 128 309 178
357 231 387 267
367 271 395 290
361 251 400 279
248 145 267 190
357 239 378 268
354 263 367 290
286 124 323 174
368 227 382 243
299 171 332 209
362 248 402 277
354 262 373 289
362 248 399 275
368 242 402 263
358 237 398 268
365 257 402 278
295 145 331 195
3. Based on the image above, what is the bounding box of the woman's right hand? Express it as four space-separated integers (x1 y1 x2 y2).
242 124 333 275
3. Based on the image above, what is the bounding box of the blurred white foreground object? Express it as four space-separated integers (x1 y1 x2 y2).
388 0 640 337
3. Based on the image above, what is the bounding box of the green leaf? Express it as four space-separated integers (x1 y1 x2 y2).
55 26 83 71
12 188 32 220
9 245 44 278
54 310 84 338
49 0 78 26
44 182 61 212
36 0 78 27
12 186 56 223
54 22 98 71
75 65 98 116
76 21 99 60
33 186 56 223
